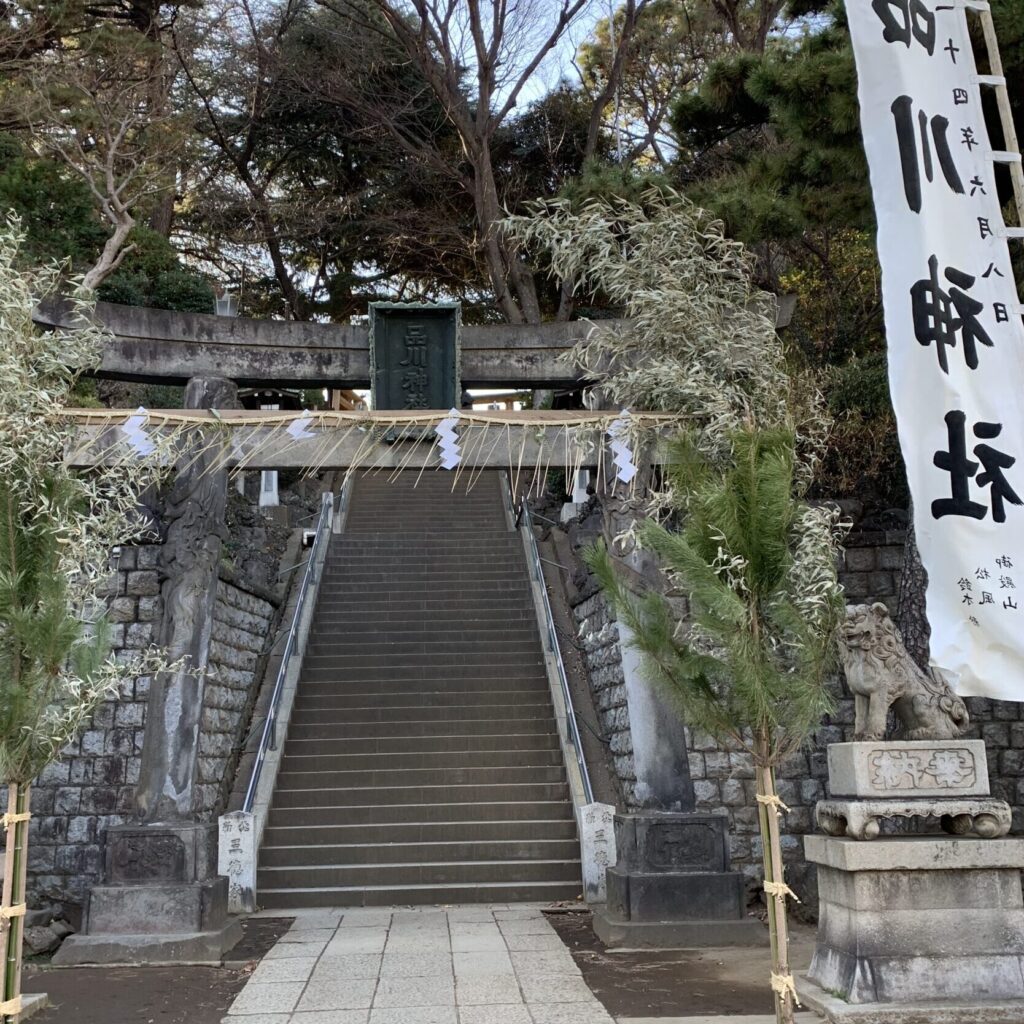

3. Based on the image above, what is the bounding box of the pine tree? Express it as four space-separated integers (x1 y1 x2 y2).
589 426 844 1024
505 190 845 1024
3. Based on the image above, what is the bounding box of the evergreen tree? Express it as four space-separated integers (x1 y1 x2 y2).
506 189 845 1024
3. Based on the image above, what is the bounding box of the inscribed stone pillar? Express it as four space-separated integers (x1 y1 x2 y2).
135 376 239 823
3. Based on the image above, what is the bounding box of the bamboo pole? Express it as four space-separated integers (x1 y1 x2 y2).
755 755 797 1024
2 783 29 1024
974 3 1024 228
0 788 15 1024
756 789 782 1024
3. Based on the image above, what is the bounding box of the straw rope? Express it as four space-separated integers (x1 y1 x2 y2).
755 792 790 815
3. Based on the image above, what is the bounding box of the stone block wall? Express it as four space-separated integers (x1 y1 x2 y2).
572 585 637 805
196 580 277 816
16 550 278 910
24 545 162 907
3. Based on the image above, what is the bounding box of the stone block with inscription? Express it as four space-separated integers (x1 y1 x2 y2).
817 740 1012 841
828 740 989 798
592 812 764 948
54 822 241 965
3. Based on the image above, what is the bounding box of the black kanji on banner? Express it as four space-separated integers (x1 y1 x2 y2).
891 95 965 213
933 411 1023 523
911 255 994 372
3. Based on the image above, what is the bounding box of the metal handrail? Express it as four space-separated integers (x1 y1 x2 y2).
242 490 334 812
516 495 595 804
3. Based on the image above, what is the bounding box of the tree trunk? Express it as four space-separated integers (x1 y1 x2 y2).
472 153 542 324
1 783 30 1023
81 216 136 292
896 501 930 671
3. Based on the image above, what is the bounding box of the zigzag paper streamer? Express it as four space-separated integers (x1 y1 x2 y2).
607 411 637 484
434 408 461 470
121 406 156 456
285 411 317 440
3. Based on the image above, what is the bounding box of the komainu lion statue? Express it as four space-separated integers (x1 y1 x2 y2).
839 603 969 741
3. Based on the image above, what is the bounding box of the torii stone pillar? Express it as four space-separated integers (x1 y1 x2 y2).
56 377 242 965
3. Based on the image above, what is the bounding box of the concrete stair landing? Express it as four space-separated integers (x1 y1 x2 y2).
258 470 581 908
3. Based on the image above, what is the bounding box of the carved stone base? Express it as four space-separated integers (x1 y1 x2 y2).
816 797 1011 840
827 740 990 799
54 823 242 965
595 813 765 948
802 835 1024 1015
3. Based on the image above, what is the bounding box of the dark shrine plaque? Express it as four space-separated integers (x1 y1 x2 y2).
369 303 460 411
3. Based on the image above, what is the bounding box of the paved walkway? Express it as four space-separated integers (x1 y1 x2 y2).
225 906 616 1024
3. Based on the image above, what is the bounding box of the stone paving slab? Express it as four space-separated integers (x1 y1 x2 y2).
224 906 615 1024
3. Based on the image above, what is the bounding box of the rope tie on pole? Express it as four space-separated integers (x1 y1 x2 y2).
755 792 790 815
763 879 800 903
0 905 25 920
0 995 21 1015
1 813 30 828
770 971 799 1004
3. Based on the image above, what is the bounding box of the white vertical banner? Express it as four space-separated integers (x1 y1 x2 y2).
848 0 1024 699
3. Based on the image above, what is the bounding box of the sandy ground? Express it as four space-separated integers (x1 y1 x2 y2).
546 909 816 1019
22 918 291 1024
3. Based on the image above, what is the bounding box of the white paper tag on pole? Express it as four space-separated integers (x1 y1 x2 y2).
607 411 637 484
434 408 461 470
286 411 316 440
121 406 155 456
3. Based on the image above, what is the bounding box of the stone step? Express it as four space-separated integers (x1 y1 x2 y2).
312 601 534 616
293 678 551 696
274 765 567 792
283 732 560 756
293 690 552 711
267 799 575 829
257 879 581 909
307 626 539 642
320 565 528 579
331 534 516 547
261 818 577 847
288 703 553 725
327 549 518 561
279 748 564 772
300 662 544 681
269 781 570 810
259 837 581 868
286 719 557 742
256 857 582 891
303 642 542 661
301 650 543 668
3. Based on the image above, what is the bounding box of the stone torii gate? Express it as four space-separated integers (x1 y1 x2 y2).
36 295 795 390
53 292 794 962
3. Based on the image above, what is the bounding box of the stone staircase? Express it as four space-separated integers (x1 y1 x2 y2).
257 470 581 907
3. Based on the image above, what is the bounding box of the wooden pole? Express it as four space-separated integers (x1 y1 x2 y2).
973 2 1024 228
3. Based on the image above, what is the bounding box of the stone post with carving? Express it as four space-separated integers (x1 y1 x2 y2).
55 377 243 965
135 376 236 821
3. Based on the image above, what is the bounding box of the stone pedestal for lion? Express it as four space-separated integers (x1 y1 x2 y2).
797 604 1024 1023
